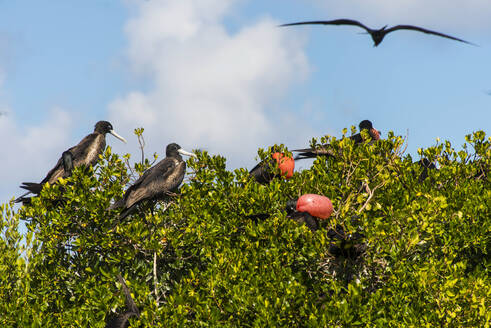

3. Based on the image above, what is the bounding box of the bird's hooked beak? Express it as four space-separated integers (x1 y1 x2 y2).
109 130 127 143
178 148 197 158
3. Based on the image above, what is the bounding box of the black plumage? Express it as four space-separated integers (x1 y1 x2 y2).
62 150 74 175
249 157 277 185
416 158 437 182
108 143 195 220
15 121 126 203
248 198 320 232
105 274 140 328
293 120 380 160
249 146 293 184
280 19 473 46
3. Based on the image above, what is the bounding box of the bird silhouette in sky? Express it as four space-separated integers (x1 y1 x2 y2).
280 19 473 46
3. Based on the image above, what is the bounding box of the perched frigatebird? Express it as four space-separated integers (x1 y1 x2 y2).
105 274 140 328
249 148 295 184
280 19 473 46
15 121 127 203
108 143 196 220
293 120 380 160
416 158 437 182
249 193 333 232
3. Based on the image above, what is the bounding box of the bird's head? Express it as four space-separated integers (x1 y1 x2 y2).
94 121 127 143
166 143 196 158
359 120 374 130
285 198 298 215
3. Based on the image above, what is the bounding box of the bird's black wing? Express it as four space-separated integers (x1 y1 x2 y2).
117 274 139 315
40 133 99 185
62 151 74 175
120 158 176 206
292 145 336 159
349 133 363 144
385 25 473 45
105 275 139 328
280 19 372 33
249 160 272 184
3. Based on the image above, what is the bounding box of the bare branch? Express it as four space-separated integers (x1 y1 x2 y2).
357 181 385 214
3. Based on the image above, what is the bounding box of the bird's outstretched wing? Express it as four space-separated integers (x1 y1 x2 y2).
280 19 372 33
385 25 473 45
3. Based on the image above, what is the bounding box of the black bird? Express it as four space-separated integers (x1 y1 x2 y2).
285 198 320 231
416 158 437 182
248 195 333 232
293 120 380 160
15 121 126 203
105 274 140 328
249 147 295 184
249 159 277 185
280 19 472 46
108 143 196 220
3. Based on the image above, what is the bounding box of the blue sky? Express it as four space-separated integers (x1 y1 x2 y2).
1 0 490 203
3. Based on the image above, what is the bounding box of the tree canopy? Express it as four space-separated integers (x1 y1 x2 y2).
1 129 489 327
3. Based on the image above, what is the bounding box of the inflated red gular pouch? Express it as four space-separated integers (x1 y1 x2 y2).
370 128 380 141
272 152 295 179
296 194 333 219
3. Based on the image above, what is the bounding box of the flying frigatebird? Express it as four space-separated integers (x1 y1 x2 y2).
293 120 380 160
15 121 127 203
105 274 140 328
280 19 473 46
108 143 196 220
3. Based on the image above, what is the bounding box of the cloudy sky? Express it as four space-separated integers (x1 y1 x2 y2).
1 0 490 203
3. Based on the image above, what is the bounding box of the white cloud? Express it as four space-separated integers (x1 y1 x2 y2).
109 0 315 168
0 107 73 202
311 1 491 32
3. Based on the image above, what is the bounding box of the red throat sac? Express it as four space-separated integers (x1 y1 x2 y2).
272 153 295 179
296 194 334 219
371 128 380 140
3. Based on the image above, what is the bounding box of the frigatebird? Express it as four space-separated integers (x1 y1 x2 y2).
108 143 196 220
416 158 437 182
15 121 126 203
293 120 380 160
280 19 472 46
248 194 333 232
249 147 295 184
105 274 140 328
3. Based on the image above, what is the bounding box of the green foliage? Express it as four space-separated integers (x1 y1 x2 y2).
0 130 489 327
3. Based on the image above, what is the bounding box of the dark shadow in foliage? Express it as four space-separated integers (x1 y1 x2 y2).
327 225 366 260
318 225 368 289
106 274 140 328
108 143 195 220
456 245 490 274
293 120 380 160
